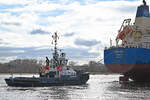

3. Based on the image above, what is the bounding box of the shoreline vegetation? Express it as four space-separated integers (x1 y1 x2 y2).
0 59 112 74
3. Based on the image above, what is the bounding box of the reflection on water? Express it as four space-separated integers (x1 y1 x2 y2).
1 74 150 100
104 81 150 100
37 85 88 100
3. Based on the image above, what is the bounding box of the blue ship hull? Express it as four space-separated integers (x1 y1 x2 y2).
104 47 150 81
5 73 89 87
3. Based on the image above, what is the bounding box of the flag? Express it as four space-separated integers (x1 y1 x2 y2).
45 66 50 70
57 65 62 72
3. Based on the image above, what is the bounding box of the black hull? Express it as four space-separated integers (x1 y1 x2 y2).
5 73 89 87
5 79 87 87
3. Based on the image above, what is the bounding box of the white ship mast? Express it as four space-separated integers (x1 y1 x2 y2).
52 32 59 67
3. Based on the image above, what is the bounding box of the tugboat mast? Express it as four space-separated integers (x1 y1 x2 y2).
143 0 146 6
54 32 58 56
52 32 59 66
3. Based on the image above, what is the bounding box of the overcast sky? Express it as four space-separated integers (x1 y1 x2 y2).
0 0 148 64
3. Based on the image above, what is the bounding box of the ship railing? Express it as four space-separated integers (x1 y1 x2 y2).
138 42 150 49
105 44 141 50
105 42 150 50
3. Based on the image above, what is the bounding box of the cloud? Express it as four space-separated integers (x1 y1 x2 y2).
0 0 34 5
75 38 100 47
0 46 50 58
0 4 27 9
0 46 98 58
0 39 9 45
0 46 99 64
0 56 18 63
64 32 75 37
114 4 137 13
64 47 98 57
64 47 100 65
30 29 49 34
37 9 67 17
1 21 21 26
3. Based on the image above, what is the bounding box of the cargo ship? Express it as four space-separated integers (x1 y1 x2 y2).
104 0 150 82
5 32 89 87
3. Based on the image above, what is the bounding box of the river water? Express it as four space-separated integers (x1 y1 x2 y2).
0 74 150 100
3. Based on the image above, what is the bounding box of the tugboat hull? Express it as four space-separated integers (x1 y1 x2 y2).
5 73 89 87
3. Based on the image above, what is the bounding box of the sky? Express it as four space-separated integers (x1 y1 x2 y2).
0 0 148 65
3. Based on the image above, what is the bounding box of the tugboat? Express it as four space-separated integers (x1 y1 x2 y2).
5 32 89 87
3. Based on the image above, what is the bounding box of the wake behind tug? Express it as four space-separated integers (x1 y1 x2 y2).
5 32 89 87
